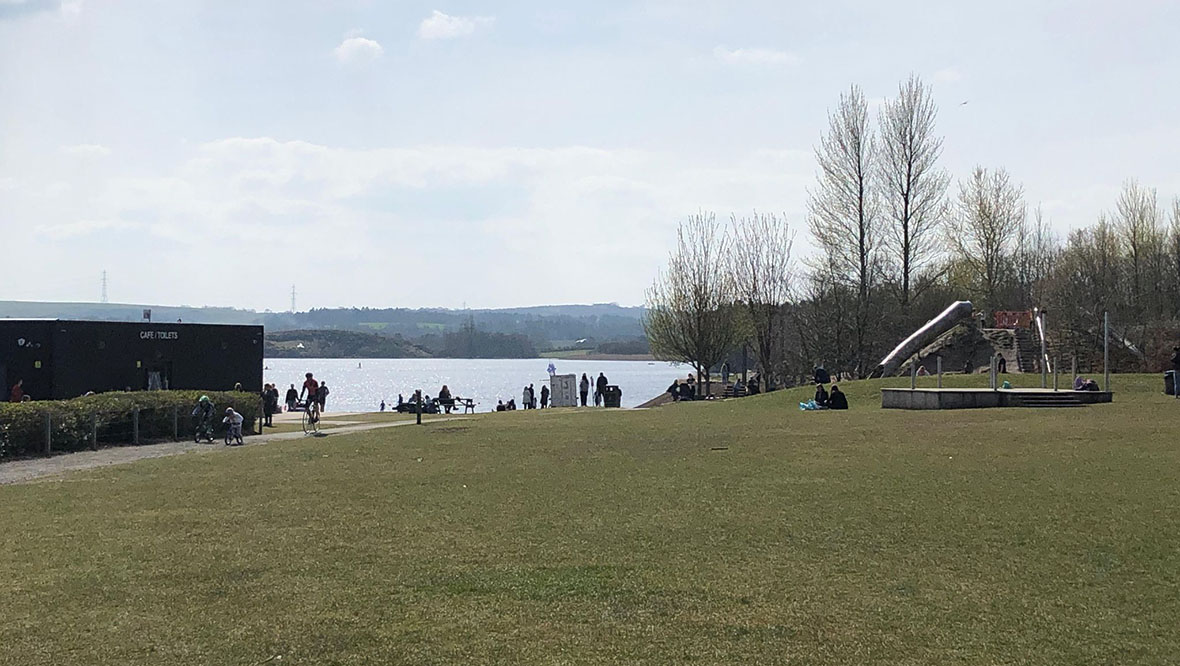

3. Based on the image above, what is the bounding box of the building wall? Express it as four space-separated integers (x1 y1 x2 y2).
0 321 56 401
0 321 262 400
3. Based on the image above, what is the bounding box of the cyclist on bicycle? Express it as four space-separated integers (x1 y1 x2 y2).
300 372 321 423
223 407 244 446
192 395 215 441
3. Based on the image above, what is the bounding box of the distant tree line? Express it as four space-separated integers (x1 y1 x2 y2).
646 76 1180 387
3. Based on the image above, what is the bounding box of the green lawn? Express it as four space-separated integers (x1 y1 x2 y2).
2 375 1178 664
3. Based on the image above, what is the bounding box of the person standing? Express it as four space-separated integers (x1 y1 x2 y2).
285 383 298 411
540 383 550 409
318 382 330 412
579 373 590 407
261 384 273 427
528 383 537 409
595 372 608 407
9 379 24 403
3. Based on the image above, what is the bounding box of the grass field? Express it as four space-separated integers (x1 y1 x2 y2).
2 374 1178 664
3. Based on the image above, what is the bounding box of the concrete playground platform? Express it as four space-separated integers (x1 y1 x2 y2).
882 387 1113 410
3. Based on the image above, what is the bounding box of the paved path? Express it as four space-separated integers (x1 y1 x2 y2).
0 417 465 486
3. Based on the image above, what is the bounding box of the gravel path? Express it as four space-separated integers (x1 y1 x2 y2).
0 418 463 486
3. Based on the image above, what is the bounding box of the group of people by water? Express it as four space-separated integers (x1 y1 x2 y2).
258 373 330 427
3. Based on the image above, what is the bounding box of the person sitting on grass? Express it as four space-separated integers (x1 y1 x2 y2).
814 382 829 408
828 385 848 410
1074 375 1087 391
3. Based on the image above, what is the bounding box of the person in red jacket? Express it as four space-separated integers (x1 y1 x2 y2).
9 379 24 403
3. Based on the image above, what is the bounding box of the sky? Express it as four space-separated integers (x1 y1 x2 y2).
2 0 1178 311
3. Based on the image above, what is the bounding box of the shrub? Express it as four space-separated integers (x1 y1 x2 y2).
0 390 260 460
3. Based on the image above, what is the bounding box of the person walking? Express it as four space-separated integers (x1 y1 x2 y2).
540 384 550 409
285 384 298 411
579 373 590 407
595 372 608 407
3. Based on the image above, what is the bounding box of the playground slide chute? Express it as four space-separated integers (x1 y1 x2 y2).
870 300 973 378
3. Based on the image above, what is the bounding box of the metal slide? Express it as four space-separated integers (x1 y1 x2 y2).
1032 307 1051 373
870 300 974 378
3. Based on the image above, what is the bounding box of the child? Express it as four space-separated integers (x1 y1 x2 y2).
223 407 244 446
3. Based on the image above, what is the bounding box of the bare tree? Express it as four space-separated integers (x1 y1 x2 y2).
878 75 950 309
1171 198 1180 318
947 167 1025 311
807 84 879 375
728 211 794 390
1114 180 1163 317
644 212 742 396
1013 206 1058 308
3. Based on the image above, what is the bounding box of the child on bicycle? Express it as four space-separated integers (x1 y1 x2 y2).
223 407 244 446
192 395 215 442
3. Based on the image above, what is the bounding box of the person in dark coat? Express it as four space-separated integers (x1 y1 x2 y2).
579 374 590 407
814 382 829 408
1172 346 1180 373
595 372 608 406
285 384 298 411
667 380 680 402
813 366 830 385
317 383 330 412
540 384 550 409
828 385 848 410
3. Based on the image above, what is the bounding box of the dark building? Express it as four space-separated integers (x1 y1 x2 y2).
0 320 263 401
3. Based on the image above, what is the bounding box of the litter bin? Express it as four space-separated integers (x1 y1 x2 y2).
1166 370 1177 396
603 385 622 408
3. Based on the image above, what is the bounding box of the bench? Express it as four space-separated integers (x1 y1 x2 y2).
454 398 477 414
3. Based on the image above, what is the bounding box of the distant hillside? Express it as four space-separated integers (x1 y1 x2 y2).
0 300 646 347
266 330 429 359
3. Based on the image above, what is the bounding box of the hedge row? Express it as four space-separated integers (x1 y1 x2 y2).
0 391 260 460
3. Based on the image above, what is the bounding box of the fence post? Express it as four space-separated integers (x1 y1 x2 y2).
132 408 140 445
172 406 178 440
44 412 52 456
936 356 943 389
910 362 917 390
91 413 98 451
1053 355 1059 391
415 389 422 425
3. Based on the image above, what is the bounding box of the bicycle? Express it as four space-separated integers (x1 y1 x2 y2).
223 417 244 446
301 402 320 435
193 416 214 443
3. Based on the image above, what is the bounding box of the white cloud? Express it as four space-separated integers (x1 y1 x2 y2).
334 36 383 63
933 67 964 83
60 143 110 157
60 0 81 18
418 10 494 40
3 136 812 308
713 46 800 66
